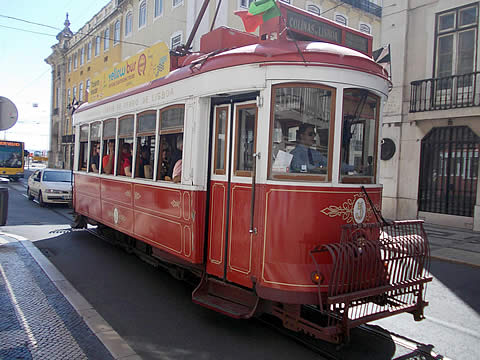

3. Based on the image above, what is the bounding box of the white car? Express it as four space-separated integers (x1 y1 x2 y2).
27 168 73 206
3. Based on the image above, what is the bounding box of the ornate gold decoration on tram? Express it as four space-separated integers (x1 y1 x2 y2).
171 200 181 208
320 193 378 224
125 190 131 198
134 192 141 200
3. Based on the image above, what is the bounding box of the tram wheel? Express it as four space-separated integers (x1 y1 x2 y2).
71 213 87 229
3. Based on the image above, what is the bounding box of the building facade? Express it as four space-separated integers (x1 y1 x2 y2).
380 0 480 230
46 0 382 170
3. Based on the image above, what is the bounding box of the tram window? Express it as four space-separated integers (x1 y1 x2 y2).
102 119 116 174
214 106 228 175
117 115 134 177
269 85 335 181
89 122 101 173
135 136 155 179
78 125 89 171
234 105 257 176
158 105 184 182
340 89 379 184
136 111 156 180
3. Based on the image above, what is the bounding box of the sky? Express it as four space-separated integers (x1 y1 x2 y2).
0 0 110 152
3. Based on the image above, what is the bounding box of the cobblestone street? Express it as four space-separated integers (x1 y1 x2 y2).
0 239 114 360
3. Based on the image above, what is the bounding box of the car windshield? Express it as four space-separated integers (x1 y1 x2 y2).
42 171 72 182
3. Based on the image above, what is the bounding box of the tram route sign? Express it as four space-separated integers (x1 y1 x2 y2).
89 42 170 103
283 7 370 55
0 96 18 131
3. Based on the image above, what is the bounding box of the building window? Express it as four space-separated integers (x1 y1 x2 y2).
73 53 78 69
67 89 71 105
239 0 254 8
86 79 90 100
155 0 163 17
359 23 371 34
170 32 182 49
435 4 478 79
139 1 147 28
104 28 110 50
335 14 347 26
68 57 72 72
307 4 321 15
114 20 120 44
125 11 132 36
73 86 77 101
173 0 183 8
87 42 92 60
79 82 84 102
80 47 85 66
95 36 100 56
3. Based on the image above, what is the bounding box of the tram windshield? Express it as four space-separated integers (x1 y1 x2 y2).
270 84 334 180
340 89 379 183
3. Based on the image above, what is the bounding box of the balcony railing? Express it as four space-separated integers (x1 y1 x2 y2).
410 72 480 113
341 0 382 17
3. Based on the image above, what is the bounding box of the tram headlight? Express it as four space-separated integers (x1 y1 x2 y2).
311 271 323 284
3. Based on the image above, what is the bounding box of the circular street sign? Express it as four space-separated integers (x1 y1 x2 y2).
0 97 18 131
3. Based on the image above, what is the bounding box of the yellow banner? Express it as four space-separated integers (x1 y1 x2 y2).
89 42 170 102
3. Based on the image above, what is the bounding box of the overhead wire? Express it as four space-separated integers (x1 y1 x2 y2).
0 13 148 47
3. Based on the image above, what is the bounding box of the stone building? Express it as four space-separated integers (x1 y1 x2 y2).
380 0 480 230
45 0 382 170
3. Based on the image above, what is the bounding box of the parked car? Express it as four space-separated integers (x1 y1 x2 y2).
27 168 73 206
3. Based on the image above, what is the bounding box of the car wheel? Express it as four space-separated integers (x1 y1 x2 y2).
38 191 46 207
27 187 34 200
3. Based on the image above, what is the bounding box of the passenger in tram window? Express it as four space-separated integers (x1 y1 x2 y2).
290 124 327 174
90 143 100 172
159 142 171 181
172 134 183 183
102 140 115 175
169 133 183 177
137 145 152 179
118 142 132 176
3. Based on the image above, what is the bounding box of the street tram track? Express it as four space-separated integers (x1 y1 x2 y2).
82 221 446 360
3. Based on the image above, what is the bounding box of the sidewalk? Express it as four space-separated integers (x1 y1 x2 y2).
424 223 480 267
0 233 140 360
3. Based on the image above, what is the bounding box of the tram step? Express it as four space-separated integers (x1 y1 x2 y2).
192 277 258 319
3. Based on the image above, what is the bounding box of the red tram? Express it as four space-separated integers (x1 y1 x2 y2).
72 3 432 343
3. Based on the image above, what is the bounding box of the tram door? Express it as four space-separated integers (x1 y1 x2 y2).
207 101 258 288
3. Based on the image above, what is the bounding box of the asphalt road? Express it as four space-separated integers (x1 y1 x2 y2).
2 174 480 359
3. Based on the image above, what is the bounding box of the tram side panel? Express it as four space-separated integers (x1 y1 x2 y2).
74 173 207 264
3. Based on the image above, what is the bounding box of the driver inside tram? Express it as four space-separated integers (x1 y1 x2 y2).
289 124 327 173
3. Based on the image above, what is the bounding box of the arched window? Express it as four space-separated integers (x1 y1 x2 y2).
359 23 371 34
335 14 347 26
79 82 84 102
125 12 132 36
307 4 321 16
95 36 100 56
155 0 163 17
104 27 110 50
139 1 147 28
114 20 120 44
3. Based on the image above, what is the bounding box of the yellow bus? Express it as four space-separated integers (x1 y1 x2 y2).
0 141 24 181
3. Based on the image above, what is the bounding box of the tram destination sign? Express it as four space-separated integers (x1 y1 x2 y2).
285 9 369 54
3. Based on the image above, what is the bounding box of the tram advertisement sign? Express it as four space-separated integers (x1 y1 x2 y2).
89 42 170 102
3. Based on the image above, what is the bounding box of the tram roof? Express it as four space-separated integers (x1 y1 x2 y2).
76 38 388 115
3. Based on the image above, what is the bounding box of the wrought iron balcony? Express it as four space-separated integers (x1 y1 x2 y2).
410 72 480 113
341 0 382 17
